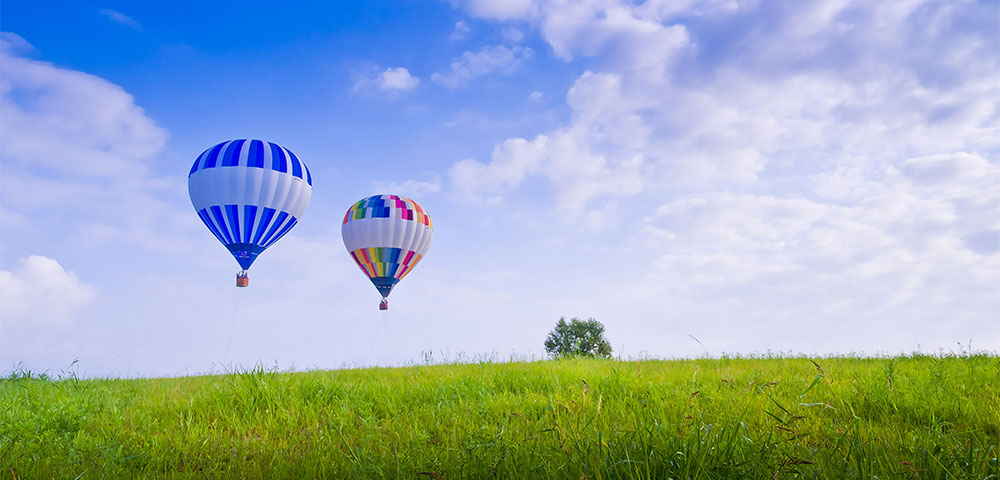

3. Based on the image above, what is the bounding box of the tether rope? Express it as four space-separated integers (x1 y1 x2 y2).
223 286 241 363
382 311 397 367
287 302 372 367
255 280 343 367
391 307 436 355
89 275 232 374
366 313 389 365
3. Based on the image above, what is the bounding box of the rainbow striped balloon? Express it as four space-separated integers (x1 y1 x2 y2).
342 195 433 301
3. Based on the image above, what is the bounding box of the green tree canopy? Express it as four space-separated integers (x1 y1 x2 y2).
544 317 612 359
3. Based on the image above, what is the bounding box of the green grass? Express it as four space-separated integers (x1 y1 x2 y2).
3 354 998 479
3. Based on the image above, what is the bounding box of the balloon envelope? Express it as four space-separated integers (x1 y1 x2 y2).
188 139 312 270
342 194 433 298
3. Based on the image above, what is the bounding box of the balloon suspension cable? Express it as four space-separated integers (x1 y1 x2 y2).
236 270 249 287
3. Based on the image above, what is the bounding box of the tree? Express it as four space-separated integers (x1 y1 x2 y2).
544 317 613 359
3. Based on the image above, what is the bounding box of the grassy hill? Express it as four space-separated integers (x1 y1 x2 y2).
3 355 998 479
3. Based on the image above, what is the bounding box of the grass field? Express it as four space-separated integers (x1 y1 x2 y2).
3 354 998 479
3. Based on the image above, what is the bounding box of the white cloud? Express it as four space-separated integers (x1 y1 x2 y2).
443 0 1000 349
447 0 999 220
432 45 533 88
0 256 96 328
528 91 543 102
452 0 536 20
353 66 420 97
0 31 33 54
636 0 746 20
897 153 996 186
372 175 443 197
501 27 524 43
450 127 644 227
632 176 1000 348
378 67 420 91
450 72 648 216
450 20 471 41
451 138 542 201
0 33 191 254
99 9 142 30
1 34 166 179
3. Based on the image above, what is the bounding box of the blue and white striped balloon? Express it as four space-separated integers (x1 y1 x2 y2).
188 139 312 271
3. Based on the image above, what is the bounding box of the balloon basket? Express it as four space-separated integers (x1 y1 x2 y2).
236 272 249 288
379 299 388 310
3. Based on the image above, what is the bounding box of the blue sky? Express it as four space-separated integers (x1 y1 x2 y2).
2 0 998 378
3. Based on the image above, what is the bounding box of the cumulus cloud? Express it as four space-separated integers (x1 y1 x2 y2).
443 0 1000 348
450 126 644 225
897 153 997 186
1 34 166 179
450 20 471 41
0 256 96 328
372 175 443 197
450 71 650 216
378 67 420 91
448 0 999 220
632 170 1000 347
501 27 524 43
0 33 192 253
432 45 533 88
0 31 33 54
453 0 536 20
99 9 142 30
353 66 420 97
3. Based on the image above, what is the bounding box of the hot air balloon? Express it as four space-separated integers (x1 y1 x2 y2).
342 195 433 310
188 139 312 287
